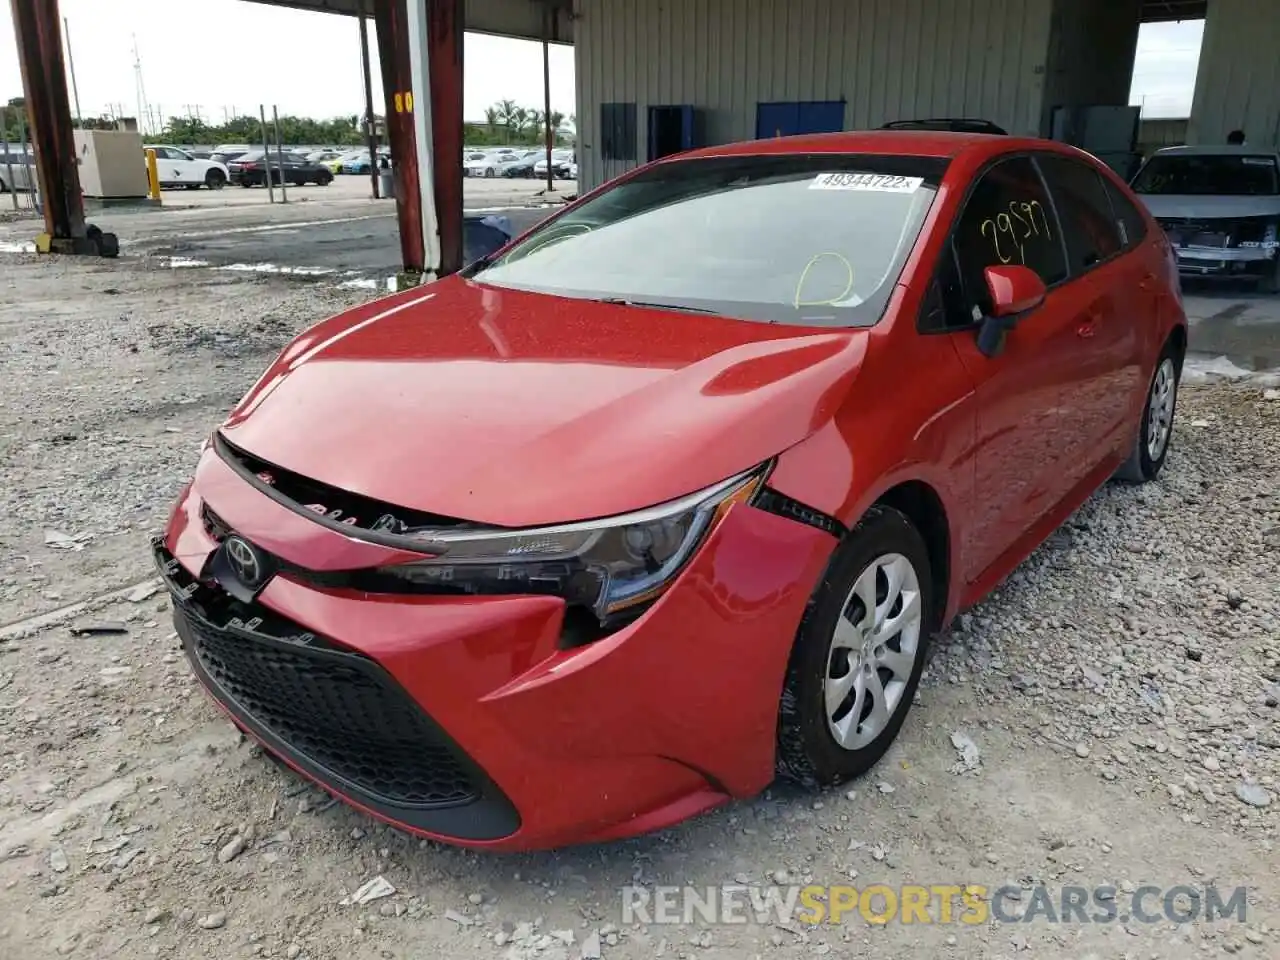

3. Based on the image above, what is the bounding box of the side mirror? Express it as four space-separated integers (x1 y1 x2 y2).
975 265 1046 358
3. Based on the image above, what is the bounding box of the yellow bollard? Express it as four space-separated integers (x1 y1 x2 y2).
145 148 161 203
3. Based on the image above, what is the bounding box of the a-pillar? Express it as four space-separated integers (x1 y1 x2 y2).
373 0 463 279
9 0 87 246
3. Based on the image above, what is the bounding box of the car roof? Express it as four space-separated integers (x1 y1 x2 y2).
1151 144 1279 157
677 129 1054 162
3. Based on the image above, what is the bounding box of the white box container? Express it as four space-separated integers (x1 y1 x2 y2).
73 129 149 199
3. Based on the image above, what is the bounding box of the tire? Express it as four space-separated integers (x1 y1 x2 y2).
1258 258 1280 294
484 167 496 178
1114 337 1182 483
0 177 7 193
776 505 935 787
205 169 226 190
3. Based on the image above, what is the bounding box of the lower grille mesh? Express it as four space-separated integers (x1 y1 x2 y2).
181 608 478 808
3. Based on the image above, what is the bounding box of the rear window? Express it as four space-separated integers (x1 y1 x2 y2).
472 153 948 327
1132 154 1279 196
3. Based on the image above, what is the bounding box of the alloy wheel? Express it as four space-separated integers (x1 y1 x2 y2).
1147 357 1176 461
824 552 923 751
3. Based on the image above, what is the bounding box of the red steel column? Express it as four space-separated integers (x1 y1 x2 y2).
426 0 464 276
10 0 86 242
373 0 425 274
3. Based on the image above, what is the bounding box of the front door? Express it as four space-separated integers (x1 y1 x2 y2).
935 155 1095 583
1036 152 1146 459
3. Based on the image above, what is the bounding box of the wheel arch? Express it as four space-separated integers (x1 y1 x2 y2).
870 480 952 631
1166 322 1187 371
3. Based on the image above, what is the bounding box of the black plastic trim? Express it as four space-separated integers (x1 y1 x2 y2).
153 537 521 842
212 432 472 554
752 488 846 539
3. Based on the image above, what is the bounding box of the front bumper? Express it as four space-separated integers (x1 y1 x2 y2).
1174 246 1277 278
161 446 836 850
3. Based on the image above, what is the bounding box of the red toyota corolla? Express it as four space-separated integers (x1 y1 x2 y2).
158 131 1186 850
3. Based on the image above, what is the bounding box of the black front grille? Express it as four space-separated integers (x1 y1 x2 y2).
181 608 477 807
154 538 520 840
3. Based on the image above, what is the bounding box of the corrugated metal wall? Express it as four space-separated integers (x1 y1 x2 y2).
574 0 1055 188
1189 0 1280 147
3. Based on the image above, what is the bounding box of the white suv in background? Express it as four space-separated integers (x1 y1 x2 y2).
144 146 230 190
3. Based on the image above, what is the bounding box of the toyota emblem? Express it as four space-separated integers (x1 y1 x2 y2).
224 536 264 587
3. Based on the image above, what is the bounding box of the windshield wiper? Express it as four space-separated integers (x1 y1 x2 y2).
593 297 721 315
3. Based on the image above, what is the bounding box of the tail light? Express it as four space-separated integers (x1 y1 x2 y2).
243 162 259 170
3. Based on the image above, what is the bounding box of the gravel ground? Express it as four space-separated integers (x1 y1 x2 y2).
1 253 1278 960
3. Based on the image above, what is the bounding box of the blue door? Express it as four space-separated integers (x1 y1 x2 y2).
755 100 845 139
648 105 698 160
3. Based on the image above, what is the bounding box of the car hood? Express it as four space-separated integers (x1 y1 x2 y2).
1138 193 1280 220
219 277 868 526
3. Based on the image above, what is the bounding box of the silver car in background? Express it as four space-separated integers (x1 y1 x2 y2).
1131 145 1280 292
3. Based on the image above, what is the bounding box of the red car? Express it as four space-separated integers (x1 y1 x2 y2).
157 131 1186 851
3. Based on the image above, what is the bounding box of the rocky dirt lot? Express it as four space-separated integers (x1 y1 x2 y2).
1 254 1278 960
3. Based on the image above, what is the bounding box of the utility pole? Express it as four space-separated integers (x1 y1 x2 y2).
358 8 380 199
132 35 151 135
542 3 554 193
62 15 82 127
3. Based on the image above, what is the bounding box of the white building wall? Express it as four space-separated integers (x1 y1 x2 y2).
1189 0 1280 148
574 0 1056 189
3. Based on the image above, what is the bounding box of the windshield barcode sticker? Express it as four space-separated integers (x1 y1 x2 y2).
810 172 923 192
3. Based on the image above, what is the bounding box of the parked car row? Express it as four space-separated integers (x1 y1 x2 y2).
462 146 577 180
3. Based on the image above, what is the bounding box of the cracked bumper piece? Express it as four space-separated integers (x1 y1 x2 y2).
159 447 836 850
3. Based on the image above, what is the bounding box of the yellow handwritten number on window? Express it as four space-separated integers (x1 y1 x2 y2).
793 252 855 309
980 199 1052 266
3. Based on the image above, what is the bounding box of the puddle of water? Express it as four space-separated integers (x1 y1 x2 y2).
216 262 336 277
1184 353 1280 385
338 276 401 292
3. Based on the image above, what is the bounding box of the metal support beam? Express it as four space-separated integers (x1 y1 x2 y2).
358 9 381 200
373 0 425 274
372 0 463 279
425 0 464 275
405 0 440 278
10 0 86 244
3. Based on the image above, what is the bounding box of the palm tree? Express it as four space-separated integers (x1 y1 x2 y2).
547 110 565 142
495 99 521 142
483 106 500 137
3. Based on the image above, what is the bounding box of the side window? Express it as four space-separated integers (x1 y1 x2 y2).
1102 178 1148 250
1037 155 1124 271
951 156 1067 318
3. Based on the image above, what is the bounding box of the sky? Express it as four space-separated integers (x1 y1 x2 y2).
0 5 1200 129
0 0 576 128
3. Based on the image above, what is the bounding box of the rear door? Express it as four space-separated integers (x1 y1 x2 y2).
1035 153 1142 459
924 155 1092 583
152 147 180 185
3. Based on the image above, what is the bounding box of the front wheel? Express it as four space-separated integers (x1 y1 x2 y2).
205 169 226 190
1114 340 1181 483
776 505 934 787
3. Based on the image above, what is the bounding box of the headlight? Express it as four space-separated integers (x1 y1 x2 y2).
377 465 769 621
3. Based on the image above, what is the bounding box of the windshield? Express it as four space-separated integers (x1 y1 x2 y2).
1132 153 1280 196
471 153 945 326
